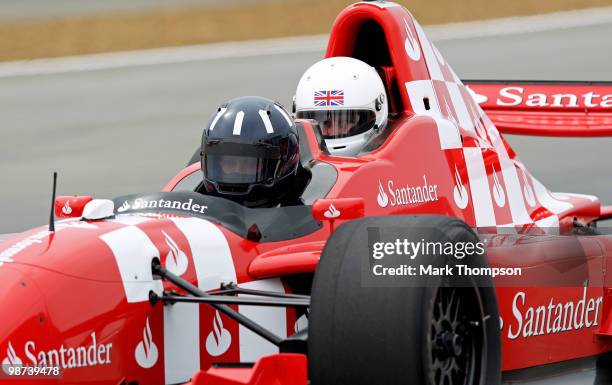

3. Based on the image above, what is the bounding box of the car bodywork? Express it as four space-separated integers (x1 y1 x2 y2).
1 1 612 384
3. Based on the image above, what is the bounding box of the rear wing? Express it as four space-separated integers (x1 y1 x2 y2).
463 80 612 136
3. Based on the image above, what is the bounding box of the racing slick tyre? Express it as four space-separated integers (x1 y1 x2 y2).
308 215 501 385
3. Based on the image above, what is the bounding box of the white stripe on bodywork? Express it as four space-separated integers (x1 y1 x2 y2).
405 81 462 150
258 110 275 133
446 82 476 135
100 226 163 303
532 177 574 214
413 19 444 81
233 111 245 136
464 148 496 227
109 215 152 226
165 217 236 380
497 156 532 226
164 303 200 385
170 217 237 291
405 80 441 117
209 108 227 131
483 114 533 226
535 215 560 235
552 192 599 203
238 279 287 362
433 117 461 149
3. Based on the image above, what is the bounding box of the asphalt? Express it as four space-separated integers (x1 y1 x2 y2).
0 22 611 233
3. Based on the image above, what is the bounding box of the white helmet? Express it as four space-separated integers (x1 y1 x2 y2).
295 57 388 156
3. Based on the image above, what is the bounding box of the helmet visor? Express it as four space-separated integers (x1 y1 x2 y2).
205 155 280 184
297 109 376 139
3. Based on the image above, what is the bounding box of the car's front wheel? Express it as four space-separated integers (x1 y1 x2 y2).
308 215 501 385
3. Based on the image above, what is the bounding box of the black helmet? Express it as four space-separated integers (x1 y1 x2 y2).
200 96 300 208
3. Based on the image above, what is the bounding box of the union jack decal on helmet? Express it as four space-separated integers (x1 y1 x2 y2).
314 90 344 107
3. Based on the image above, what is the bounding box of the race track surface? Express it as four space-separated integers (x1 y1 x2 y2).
1 21 611 233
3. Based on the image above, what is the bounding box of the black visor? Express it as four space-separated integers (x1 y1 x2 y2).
296 109 376 139
205 155 280 184
203 141 281 184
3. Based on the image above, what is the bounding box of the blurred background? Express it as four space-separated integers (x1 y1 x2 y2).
1 0 611 232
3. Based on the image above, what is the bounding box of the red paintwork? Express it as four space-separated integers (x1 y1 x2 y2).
311 198 365 221
599 205 612 222
55 196 93 218
1 2 611 384
187 354 306 385
467 83 612 136
248 241 324 279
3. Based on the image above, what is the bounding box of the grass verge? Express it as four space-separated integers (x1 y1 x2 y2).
1 0 611 61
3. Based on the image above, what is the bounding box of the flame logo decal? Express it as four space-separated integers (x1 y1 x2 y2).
1 342 23 374
162 230 188 276
205 311 232 357
377 180 389 208
491 167 506 207
134 318 158 369
474 117 488 143
61 201 73 215
453 165 469 209
403 18 421 61
323 203 341 219
117 201 131 213
519 167 536 207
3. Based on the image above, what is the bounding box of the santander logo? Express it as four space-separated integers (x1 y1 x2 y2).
134 318 158 369
205 311 231 357
453 166 469 209
495 86 612 108
491 167 506 208
2 342 23 374
403 18 421 61
162 231 188 276
377 180 389 208
323 203 341 219
117 201 131 213
62 201 73 215
377 176 439 208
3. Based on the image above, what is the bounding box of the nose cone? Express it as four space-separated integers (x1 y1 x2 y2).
0 265 48 369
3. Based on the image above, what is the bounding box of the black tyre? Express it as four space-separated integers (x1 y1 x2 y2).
308 215 501 385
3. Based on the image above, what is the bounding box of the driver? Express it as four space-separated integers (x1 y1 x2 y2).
200 96 309 208
294 57 388 156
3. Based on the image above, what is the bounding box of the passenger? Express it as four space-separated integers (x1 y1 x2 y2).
294 57 388 156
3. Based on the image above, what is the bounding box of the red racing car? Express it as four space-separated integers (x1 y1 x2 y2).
1 1 612 385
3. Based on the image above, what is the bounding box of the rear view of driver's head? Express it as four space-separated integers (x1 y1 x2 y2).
294 57 388 156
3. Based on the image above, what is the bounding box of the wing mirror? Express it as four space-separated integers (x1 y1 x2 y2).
312 198 365 222
55 196 93 218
